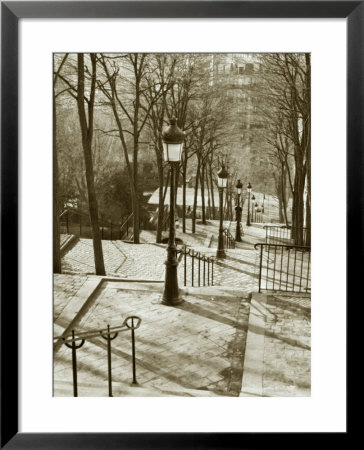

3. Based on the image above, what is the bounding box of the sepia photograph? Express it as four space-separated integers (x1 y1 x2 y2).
53 52 311 398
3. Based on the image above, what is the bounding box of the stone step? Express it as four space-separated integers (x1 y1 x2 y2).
102 279 251 298
54 379 229 397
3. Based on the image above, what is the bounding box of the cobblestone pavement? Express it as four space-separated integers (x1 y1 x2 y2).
62 239 166 280
53 274 87 321
263 294 311 396
141 220 218 248
112 241 166 280
61 225 263 291
54 281 250 397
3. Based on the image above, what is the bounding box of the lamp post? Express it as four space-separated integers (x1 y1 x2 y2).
254 202 258 223
251 195 255 222
161 117 185 306
235 179 243 242
216 164 228 258
246 182 252 226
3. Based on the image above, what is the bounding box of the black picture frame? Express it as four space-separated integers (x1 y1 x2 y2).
1 1 356 448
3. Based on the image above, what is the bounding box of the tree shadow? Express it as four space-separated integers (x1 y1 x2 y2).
214 260 258 278
249 323 311 351
176 300 248 331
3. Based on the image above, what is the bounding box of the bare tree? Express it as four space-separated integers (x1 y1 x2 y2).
97 53 166 244
77 53 105 275
260 53 311 242
53 53 69 273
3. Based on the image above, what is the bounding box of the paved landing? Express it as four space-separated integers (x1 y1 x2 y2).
54 280 251 397
241 293 311 397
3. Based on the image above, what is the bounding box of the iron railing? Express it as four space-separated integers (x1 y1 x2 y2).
119 213 133 241
254 243 311 293
264 225 311 247
179 245 214 287
59 208 131 241
253 211 264 223
54 316 141 397
223 228 236 249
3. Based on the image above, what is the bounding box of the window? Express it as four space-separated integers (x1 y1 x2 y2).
245 63 254 74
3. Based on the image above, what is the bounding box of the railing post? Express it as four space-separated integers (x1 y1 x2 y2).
198 253 201 287
207 259 209 286
184 245 187 286
64 330 85 397
191 252 194 287
258 245 263 293
101 324 118 397
130 317 137 384
211 260 214 286
203 256 205 286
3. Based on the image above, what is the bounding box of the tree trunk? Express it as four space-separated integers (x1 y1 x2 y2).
156 163 164 243
77 53 105 275
281 164 289 226
305 53 311 247
291 166 305 246
209 162 216 219
206 164 211 220
182 160 187 233
200 163 206 224
132 102 140 243
305 191 311 246
53 87 61 273
192 159 200 233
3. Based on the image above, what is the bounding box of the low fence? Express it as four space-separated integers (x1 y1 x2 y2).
119 213 133 241
223 228 235 249
253 211 264 223
54 316 141 397
254 243 311 293
59 209 132 241
264 225 311 247
179 245 214 287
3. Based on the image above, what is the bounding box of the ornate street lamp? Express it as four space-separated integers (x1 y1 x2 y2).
161 117 185 306
235 179 243 242
246 182 252 226
251 194 255 222
216 164 228 258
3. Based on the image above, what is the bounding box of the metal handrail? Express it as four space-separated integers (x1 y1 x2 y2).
54 316 141 397
59 208 126 240
180 244 214 287
254 243 311 293
263 225 311 247
223 227 235 249
120 212 133 240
